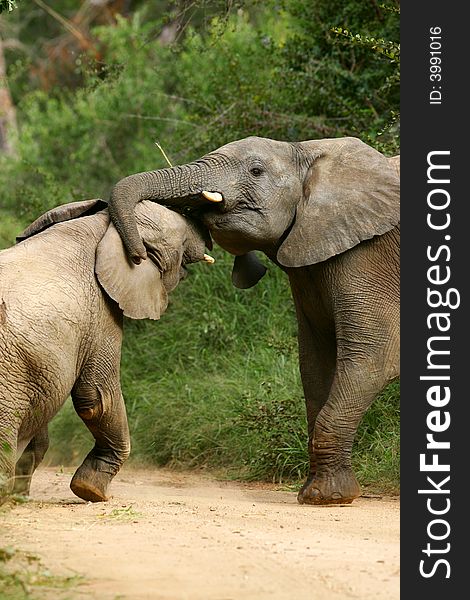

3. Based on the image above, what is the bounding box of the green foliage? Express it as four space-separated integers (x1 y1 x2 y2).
353 380 400 491
1 0 399 491
0 545 83 599
332 27 399 62
277 0 399 153
329 3 400 153
0 0 19 14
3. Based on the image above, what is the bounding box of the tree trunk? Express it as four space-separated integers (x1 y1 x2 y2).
0 36 18 156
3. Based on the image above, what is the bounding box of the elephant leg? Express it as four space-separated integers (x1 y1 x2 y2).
13 426 49 495
296 255 399 505
0 428 17 502
294 309 336 501
70 379 130 502
298 354 394 505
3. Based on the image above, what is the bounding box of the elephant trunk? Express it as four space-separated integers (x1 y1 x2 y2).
108 161 218 264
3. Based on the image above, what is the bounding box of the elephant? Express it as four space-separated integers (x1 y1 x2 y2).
0 199 213 503
106 135 400 505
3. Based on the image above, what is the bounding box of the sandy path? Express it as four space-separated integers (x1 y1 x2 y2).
1 467 399 599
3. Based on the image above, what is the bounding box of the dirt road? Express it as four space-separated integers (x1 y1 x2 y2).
1 467 399 599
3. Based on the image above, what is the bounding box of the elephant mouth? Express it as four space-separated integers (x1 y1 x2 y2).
201 210 261 256
161 190 226 217
154 191 226 234
155 190 229 247
201 209 229 230
160 193 211 212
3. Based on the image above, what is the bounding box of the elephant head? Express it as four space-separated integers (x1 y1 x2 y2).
107 136 399 282
17 198 213 320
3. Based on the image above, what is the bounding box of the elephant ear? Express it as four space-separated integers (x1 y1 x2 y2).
231 252 267 289
95 201 185 320
16 199 107 243
277 137 400 267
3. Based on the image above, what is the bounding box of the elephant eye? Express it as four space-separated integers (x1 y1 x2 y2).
250 167 264 177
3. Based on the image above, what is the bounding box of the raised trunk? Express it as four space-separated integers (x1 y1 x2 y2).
108 162 213 264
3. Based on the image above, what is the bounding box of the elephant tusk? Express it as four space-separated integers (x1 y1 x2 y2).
202 191 223 203
203 254 215 264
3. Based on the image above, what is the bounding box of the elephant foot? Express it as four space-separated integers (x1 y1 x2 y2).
0 484 12 505
0 471 14 504
297 469 361 505
12 475 32 496
70 458 117 502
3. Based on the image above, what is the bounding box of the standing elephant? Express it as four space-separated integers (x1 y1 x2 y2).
0 199 213 503
107 136 400 505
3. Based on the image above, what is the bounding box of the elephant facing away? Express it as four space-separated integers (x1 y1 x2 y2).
106 135 400 505
0 200 213 503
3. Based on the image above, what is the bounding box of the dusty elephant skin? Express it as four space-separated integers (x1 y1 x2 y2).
107 135 400 506
0 200 211 503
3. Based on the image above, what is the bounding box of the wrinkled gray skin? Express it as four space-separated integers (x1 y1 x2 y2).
0 200 208 503
107 136 400 505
